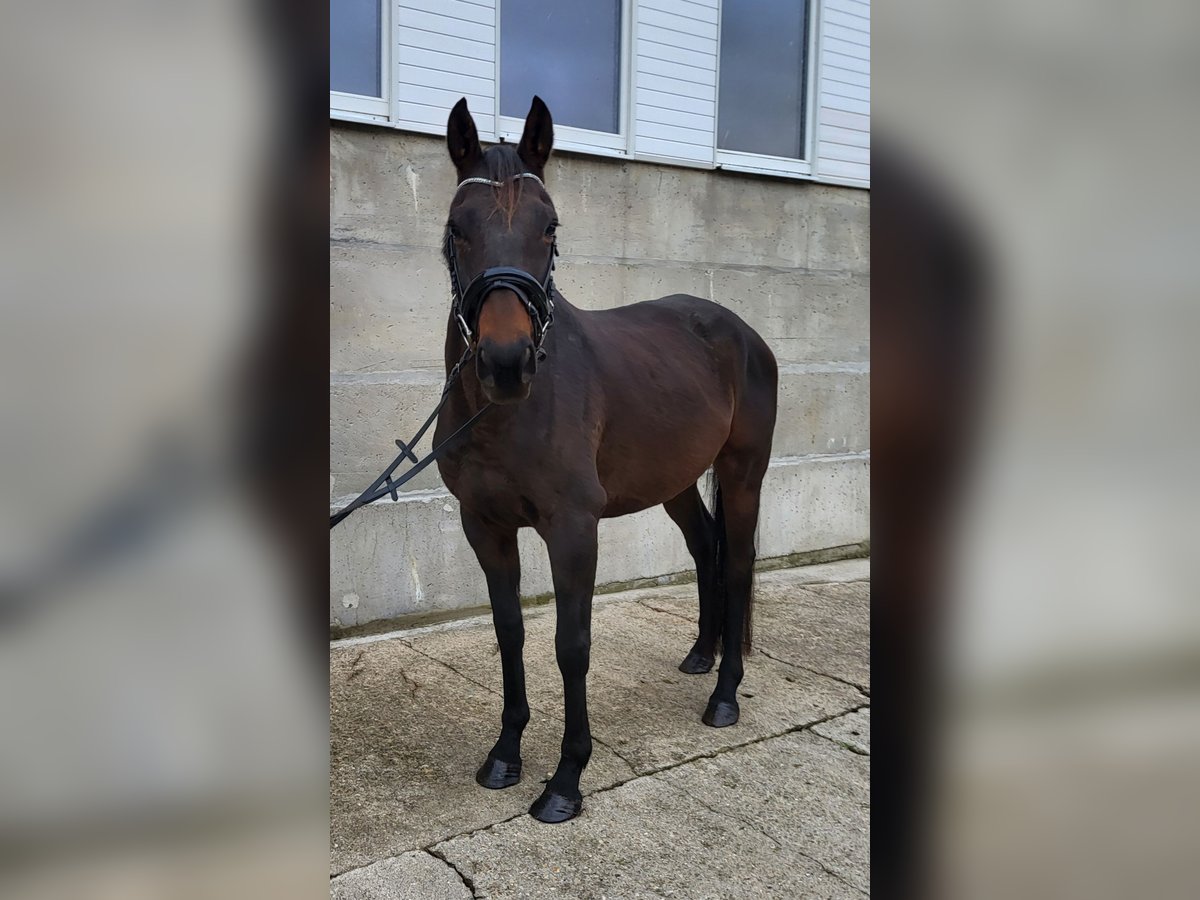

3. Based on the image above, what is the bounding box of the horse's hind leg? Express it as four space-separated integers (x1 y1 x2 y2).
704 445 770 728
461 511 528 789
662 483 720 674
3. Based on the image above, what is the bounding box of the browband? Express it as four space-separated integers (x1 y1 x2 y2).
455 172 546 193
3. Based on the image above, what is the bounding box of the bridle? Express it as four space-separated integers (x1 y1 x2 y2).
330 172 559 530
445 172 559 359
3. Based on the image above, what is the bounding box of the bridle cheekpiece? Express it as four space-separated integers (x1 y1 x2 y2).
445 172 558 359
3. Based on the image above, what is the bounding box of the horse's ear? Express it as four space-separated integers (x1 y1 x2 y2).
517 95 553 175
447 98 482 174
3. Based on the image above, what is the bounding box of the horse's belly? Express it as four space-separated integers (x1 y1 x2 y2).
597 416 729 516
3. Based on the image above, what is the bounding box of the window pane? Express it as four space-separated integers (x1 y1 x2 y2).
331 0 382 98
718 0 808 158
501 0 621 134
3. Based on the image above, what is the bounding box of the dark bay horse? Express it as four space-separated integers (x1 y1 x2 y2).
433 96 778 823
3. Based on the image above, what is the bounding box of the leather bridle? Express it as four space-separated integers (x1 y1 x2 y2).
445 172 558 359
330 172 559 530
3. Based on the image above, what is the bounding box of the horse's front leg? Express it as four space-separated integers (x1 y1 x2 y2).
461 511 528 789
530 513 599 823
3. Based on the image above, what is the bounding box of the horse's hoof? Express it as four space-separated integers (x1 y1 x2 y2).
678 651 714 674
702 699 740 728
475 756 522 790
529 788 582 823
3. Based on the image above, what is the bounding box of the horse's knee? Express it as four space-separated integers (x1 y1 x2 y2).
555 639 590 678
495 619 524 653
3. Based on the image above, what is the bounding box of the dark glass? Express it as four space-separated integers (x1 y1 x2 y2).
331 0 381 98
501 0 622 134
718 0 808 158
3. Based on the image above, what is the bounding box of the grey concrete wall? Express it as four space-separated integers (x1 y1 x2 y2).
331 124 869 628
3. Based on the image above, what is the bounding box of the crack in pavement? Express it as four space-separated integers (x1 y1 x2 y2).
670 775 869 898
633 599 870 699
331 701 872 883
400 639 500 697
398 639 639 778
636 598 695 623
334 574 871 890
425 702 870 849
814 734 869 757
633 598 870 699
755 645 870 698
425 847 480 900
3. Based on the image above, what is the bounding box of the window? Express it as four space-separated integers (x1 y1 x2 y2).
328 1 868 187
499 0 625 148
717 0 811 164
330 0 388 121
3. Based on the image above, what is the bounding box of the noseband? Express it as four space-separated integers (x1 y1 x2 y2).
445 173 559 358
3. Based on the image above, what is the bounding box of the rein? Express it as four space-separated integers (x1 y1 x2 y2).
330 172 556 530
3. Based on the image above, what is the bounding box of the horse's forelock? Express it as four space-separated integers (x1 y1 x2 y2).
485 145 528 227
444 145 534 272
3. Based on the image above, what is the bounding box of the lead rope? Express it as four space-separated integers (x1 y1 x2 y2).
329 347 491 529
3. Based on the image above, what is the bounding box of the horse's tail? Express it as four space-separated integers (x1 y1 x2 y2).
708 472 753 653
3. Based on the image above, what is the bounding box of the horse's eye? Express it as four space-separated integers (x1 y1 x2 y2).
448 222 463 240
545 222 558 237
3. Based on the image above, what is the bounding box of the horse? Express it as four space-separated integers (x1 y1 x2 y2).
432 96 778 823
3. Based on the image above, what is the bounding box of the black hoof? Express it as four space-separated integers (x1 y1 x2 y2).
529 789 582 823
702 699 740 728
678 650 715 674
475 756 522 790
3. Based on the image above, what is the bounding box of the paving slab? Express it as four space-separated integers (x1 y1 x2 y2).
331 852 473 900
330 641 634 875
812 708 871 757
754 580 870 692
330 566 871 896
641 570 870 693
431 752 866 900
407 589 862 774
659 731 871 894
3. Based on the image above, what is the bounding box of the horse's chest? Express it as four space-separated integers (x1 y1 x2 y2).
439 452 540 526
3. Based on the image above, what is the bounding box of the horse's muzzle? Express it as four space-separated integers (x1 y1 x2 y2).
477 339 536 404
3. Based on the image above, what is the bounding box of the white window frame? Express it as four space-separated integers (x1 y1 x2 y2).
327 1 867 188
494 0 634 159
330 0 392 125
713 0 819 179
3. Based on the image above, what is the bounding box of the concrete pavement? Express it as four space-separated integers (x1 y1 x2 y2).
330 560 870 899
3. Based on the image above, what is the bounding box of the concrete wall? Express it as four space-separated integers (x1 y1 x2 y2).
330 124 869 628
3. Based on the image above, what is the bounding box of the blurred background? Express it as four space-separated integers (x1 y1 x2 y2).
0 1 329 898
1 0 1198 897
873 0 1200 898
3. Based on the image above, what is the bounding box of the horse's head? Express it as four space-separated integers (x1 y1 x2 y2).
444 96 558 405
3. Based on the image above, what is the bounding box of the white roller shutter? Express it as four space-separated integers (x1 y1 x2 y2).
394 0 498 139
632 0 719 166
813 0 870 186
